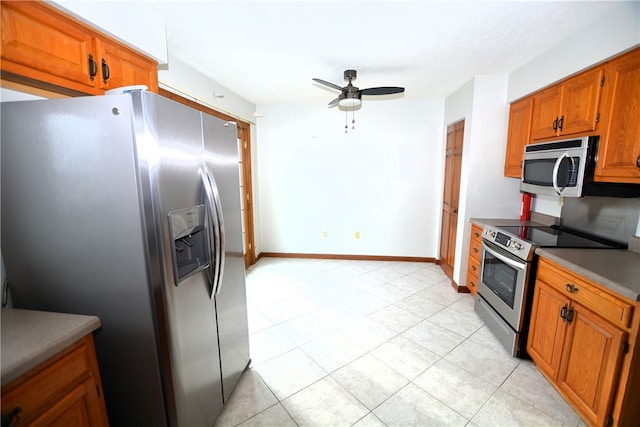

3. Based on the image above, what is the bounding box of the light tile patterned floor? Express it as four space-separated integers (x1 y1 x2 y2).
214 257 586 427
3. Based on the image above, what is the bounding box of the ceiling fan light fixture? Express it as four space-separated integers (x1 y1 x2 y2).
338 97 362 108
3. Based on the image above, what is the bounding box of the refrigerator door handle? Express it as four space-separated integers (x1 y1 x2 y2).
201 168 220 297
201 168 226 296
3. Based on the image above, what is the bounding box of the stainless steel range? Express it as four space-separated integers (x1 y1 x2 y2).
473 223 623 357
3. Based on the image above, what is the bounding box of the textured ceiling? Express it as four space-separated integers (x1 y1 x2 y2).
150 1 620 105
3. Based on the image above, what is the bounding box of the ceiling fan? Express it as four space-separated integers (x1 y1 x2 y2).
312 69 405 108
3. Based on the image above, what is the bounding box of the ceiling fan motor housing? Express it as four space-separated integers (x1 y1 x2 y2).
344 69 357 81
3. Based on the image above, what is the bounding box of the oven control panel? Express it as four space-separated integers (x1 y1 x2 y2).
482 225 534 260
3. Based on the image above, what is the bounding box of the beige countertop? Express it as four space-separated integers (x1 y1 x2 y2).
535 247 640 302
1 308 101 387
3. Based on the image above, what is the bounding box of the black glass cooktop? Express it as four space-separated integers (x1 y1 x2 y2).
495 226 626 249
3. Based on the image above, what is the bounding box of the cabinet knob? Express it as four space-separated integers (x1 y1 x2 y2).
636 155 640 169
473 248 478 253
471 265 477 271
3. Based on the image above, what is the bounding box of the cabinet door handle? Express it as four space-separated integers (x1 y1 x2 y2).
557 116 564 131
566 307 575 324
560 304 568 321
552 117 559 131
1 406 22 427
636 155 640 169
88 54 97 81
101 59 110 84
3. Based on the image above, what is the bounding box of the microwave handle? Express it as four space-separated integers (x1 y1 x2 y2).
552 152 569 196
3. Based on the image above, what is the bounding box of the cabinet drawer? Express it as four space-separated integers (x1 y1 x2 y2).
469 237 482 261
2 338 93 425
537 258 633 329
466 270 479 295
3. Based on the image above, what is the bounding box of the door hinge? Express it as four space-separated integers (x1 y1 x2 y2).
595 113 600 123
600 76 605 86
248 242 252 250
622 341 630 354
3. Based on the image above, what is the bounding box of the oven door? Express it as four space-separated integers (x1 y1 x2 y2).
477 240 530 331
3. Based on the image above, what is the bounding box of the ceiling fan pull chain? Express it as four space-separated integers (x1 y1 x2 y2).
345 109 348 133
352 109 356 130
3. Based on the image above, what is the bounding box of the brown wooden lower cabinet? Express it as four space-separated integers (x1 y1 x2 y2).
527 257 639 427
465 223 483 295
1 334 109 427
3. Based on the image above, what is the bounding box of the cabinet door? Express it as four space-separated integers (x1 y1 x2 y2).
560 68 603 136
0 1 98 93
527 280 568 379
558 302 626 427
95 38 159 92
531 85 561 140
594 48 640 184
504 97 533 178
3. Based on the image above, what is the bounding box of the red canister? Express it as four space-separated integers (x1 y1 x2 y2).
520 192 532 221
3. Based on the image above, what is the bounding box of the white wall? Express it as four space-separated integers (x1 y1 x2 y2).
255 99 444 257
508 1 640 101
444 75 522 285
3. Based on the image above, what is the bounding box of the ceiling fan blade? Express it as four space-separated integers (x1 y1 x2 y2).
313 78 344 91
328 97 340 107
360 86 405 96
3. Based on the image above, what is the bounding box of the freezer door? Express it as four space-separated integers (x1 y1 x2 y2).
202 114 251 401
137 92 224 425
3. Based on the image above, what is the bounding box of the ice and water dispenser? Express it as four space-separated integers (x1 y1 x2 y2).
168 205 210 285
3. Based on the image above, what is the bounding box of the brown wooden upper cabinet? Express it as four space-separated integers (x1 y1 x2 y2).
1 1 158 95
594 48 640 184
504 46 640 185
504 96 533 178
530 67 604 141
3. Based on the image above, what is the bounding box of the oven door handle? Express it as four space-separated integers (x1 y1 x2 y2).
482 242 527 271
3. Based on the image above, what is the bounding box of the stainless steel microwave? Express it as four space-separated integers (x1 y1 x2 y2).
520 136 640 198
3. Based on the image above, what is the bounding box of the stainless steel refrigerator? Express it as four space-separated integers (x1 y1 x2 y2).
1 89 251 426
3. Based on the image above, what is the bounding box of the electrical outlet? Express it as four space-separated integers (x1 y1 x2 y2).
354 231 360 239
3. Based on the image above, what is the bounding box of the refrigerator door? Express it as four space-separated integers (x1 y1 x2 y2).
1 95 168 426
136 92 224 426
202 114 251 401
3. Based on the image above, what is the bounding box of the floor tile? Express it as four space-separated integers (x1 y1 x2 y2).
214 369 278 427
373 383 468 426
249 326 297 365
367 304 424 334
428 305 485 337
500 363 581 426
301 331 368 372
369 335 440 381
282 377 369 427
443 339 519 387
236 403 297 427
413 359 497 420
339 317 397 352
402 319 466 356
254 348 327 400
331 354 409 410
471 390 567 426
352 412 388 427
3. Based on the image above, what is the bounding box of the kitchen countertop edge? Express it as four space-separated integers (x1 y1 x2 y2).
1 308 101 387
534 247 640 302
